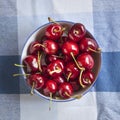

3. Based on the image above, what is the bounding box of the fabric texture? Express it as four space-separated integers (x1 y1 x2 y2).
0 0 120 120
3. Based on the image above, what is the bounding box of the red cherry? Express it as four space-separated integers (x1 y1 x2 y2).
79 37 100 53
43 80 57 96
41 65 50 77
27 73 45 90
58 82 73 99
53 75 66 85
45 54 61 64
45 23 63 40
23 55 39 73
62 41 79 57
80 70 94 88
68 23 86 42
42 39 58 54
70 81 81 91
77 53 94 70
65 62 79 81
28 41 42 55
47 59 64 77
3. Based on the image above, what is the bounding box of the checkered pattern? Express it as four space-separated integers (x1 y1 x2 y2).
0 0 120 120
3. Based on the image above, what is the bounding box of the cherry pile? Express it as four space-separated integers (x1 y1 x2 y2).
22 18 101 100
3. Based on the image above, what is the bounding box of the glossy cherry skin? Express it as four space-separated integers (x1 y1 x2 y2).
23 55 39 73
53 75 66 85
45 23 63 40
47 59 64 77
62 41 79 57
77 53 94 70
58 82 73 99
79 37 99 53
65 62 79 80
42 39 58 54
81 70 94 86
68 23 86 42
28 41 42 55
27 73 45 90
43 80 58 96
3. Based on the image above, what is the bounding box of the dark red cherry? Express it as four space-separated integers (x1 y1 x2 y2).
63 55 73 63
45 54 60 64
23 55 39 73
79 37 99 53
42 39 58 55
58 82 73 99
58 36 68 48
65 62 79 81
77 53 94 70
27 73 45 90
53 75 66 85
68 23 86 42
41 65 50 77
45 23 63 40
80 70 94 88
62 41 79 57
43 80 57 96
28 41 42 55
47 59 64 77
70 81 81 91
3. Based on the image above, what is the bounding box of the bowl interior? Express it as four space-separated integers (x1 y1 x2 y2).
21 21 101 102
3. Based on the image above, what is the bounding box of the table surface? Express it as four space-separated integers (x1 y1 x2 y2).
0 0 120 120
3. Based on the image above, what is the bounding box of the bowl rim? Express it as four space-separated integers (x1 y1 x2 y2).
20 21 101 102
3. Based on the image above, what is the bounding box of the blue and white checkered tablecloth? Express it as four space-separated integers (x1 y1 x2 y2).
0 0 120 120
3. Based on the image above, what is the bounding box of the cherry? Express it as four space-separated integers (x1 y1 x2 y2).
58 82 73 99
45 54 61 64
28 41 42 55
42 39 58 54
23 55 39 73
47 59 64 77
45 23 63 40
27 73 45 95
41 65 50 77
62 41 79 57
53 75 66 85
43 80 57 96
58 36 68 48
65 62 79 81
79 70 94 88
68 23 86 42
79 37 101 53
77 53 94 70
70 81 81 91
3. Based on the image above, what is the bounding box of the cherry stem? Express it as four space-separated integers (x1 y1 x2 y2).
33 43 45 48
48 17 59 25
86 78 92 84
65 92 82 99
38 51 42 72
54 27 66 33
88 47 101 53
13 73 30 77
70 52 85 71
79 69 85 88
49 92 52 111
14 64 26 67
49 67 61 75
30 82 35 95
67 72 72 81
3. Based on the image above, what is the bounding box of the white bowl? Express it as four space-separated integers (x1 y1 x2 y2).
21 21 101 102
